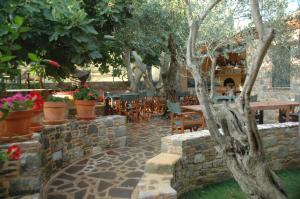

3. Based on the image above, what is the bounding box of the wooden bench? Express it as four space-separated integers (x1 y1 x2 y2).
167 101 205 134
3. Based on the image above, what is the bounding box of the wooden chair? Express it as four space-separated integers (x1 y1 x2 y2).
139 92 152 120
250 94 264 124
152 96 166 116
287 94 300 122
167 100 206 134
120 94 141 122
180 95 199 106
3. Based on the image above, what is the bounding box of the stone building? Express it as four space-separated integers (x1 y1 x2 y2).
252 11 300 101
181 10 300 101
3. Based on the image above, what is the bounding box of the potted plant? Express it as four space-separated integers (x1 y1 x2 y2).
29 91 44 132
74 85 99 120
43 96 68 125
0 93 33 138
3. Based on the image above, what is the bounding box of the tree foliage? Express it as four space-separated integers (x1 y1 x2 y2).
0 0 135 79
115 0 187 66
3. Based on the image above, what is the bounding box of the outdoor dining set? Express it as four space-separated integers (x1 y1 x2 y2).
104 91 300 134
103 90 199 123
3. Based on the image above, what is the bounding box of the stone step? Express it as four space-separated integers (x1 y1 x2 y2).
132 173 177 199
144 153 181 174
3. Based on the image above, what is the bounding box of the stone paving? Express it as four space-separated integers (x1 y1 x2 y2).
45 118 171 199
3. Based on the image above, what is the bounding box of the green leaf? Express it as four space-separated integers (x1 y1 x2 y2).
73 35 90 43
0 27 9 37
24 4 41 13
14 16 24 26
28 53 39 61
49 32 59 41
0 56 16 63
19 27 31 33
10 44 22 51
80 25 98 35
71 55 83 64
89 51 102 59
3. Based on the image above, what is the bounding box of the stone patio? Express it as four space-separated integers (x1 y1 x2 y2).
45 118 171 199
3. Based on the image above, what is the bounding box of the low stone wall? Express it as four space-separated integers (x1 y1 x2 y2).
134 122 300 198
0 140 42 197
0 115 127 198
163 122 300 195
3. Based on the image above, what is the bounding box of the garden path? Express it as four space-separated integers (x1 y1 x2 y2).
45 118 171 199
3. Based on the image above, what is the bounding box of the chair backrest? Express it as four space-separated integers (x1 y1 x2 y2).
120 94 139 101
139 91 147 99
146 90 157 97
213 96 235 104
167 100 181 114
104 92 111 98
176 91 190 97
295 94 300 102
250 94 258 102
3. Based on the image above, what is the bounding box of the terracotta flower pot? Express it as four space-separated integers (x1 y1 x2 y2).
0 109 33 138
43 102 67 125
75 100 96 120
0 112 6 137
30 110 43 132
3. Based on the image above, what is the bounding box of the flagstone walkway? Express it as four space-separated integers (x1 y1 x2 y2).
45 118 171 199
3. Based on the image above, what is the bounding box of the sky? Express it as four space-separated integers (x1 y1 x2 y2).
234 0 299 30
287 0 299 13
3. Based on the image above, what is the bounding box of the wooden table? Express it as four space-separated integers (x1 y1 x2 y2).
104 92 139 100
5 89 57 92
181 101 300 122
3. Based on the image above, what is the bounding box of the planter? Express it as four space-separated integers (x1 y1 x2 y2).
0 112 5 138
0 109 33 138
30 110 43 132
75 100 96 120
43 102 67 125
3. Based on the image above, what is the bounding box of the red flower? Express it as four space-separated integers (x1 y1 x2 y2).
83 83 89 88
29 91 44 111
47 60 61 68
7 145 21 160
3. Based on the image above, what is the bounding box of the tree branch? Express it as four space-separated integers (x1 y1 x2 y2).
249 0 264 40
196 0 222 23
209 56 217 100
239 0 275 156
185 0 222 66
185 0 223 143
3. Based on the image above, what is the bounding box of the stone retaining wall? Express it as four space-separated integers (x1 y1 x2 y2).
0 115 127 198
162 122 300 195
0 140 42 198
133 122 300 198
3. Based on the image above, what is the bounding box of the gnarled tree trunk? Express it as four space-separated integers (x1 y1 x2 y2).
131 51 156 92
184 0 287 198
161 34 181 102
124 50 156 92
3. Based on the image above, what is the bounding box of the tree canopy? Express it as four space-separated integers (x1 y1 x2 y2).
0 0 134 79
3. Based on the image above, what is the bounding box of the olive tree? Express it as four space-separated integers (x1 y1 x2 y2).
185 0 288 198
115 0 187 97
